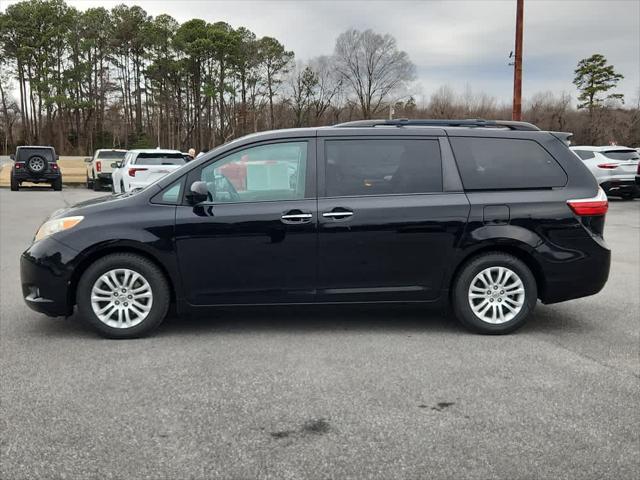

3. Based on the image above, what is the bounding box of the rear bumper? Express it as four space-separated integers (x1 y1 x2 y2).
600 180 639 196
20 237 78 317
12 170 61 182
96 173 112 183
539 235 611 304
128 181 151 190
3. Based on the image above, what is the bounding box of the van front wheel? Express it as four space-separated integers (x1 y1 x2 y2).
452 252 537 334
77 253 170 338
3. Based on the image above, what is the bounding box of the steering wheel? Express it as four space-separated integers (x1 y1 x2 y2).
218 174 241 202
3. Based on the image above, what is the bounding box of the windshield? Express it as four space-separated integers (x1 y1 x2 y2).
134 153 186 166
97 151 126 160
602 150 639 161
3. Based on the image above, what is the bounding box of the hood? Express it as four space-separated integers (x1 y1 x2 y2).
49 190 148 220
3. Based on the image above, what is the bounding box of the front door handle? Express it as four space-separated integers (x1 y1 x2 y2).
322 208 354 219
281 210 313 224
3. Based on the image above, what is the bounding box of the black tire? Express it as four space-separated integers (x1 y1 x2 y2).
452 252 537 334
120 181 125 193
620 193 634 200
92 177 102 191
77 253 170 339
86 175 94 189
52 178 62 191
10 173 19 191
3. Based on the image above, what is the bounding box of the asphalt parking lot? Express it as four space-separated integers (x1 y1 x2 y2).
1 187 638 480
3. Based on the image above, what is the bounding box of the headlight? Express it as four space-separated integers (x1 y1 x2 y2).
34 216 84 242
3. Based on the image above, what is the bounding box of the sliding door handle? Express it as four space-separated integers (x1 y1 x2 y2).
282 213 313 220
322 209 354 219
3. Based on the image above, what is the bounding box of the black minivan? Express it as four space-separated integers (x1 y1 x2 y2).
21 119 611 338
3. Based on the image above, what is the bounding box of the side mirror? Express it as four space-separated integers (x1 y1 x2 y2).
111 161 122 169
85 157 92 163
56 154 60 160
187 181 209 204
9 154 15 160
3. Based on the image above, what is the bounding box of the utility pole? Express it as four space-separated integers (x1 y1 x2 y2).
512 0 524 121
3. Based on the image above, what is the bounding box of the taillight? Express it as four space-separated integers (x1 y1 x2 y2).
597 163 618 169
51 163 59 170
637 162 640 174
96 161 101 172
15 163 22 169
567 187 608 216
128 168 148 177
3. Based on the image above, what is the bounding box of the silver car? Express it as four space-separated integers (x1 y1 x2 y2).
570 146 639 199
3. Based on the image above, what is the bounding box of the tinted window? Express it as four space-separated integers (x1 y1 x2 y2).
97 151 126 160
17 148 54 162
573 150 595 160
450 137 567 190
200 142 307 203
324 139 442 197
602 150 639 161
134 153 186 166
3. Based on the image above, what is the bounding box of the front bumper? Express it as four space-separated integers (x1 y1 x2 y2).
20 237 78 317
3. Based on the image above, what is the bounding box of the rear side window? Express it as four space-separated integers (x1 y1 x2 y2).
97 151 126 160
134 153 186 166
17 148 54 162
324 139 442 197
450 137 567 190
601 150 639 161
573 150 595 160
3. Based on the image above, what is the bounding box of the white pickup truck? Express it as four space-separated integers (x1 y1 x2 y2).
85 149 127 191
111 149 186 194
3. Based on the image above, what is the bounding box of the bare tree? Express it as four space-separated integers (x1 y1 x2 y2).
334 29 415 119
307 56 342 125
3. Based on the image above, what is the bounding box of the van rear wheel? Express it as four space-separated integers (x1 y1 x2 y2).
452 252 537 334
77 253 170 338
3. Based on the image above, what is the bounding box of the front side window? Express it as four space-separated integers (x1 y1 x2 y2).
450 137 567 190
324 139 442 197
152 179 184 205
199 141 308 203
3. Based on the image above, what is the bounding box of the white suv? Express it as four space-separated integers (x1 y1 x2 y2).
112 149 186 193
570 146 639 199
85 149 127 191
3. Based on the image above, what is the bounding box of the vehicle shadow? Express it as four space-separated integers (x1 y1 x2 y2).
31 303 592 339
157 304 458 337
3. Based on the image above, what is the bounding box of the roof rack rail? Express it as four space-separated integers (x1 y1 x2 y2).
333 118 540 131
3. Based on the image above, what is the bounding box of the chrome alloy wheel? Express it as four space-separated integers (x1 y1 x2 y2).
468 266 525 324
90 268 153 328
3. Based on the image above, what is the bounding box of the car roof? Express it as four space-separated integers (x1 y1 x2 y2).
95 148 127 152
570 145 636 152
17 145 54 149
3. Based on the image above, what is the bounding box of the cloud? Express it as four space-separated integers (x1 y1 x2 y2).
3 0 638 103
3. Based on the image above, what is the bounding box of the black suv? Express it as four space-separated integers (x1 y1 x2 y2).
20 119 611 338
10 146 62 191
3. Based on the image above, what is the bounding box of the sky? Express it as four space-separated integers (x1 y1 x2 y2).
2 0 639 107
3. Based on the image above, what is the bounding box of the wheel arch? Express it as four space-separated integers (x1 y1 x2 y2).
448 243 546 302
68 244 177 307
